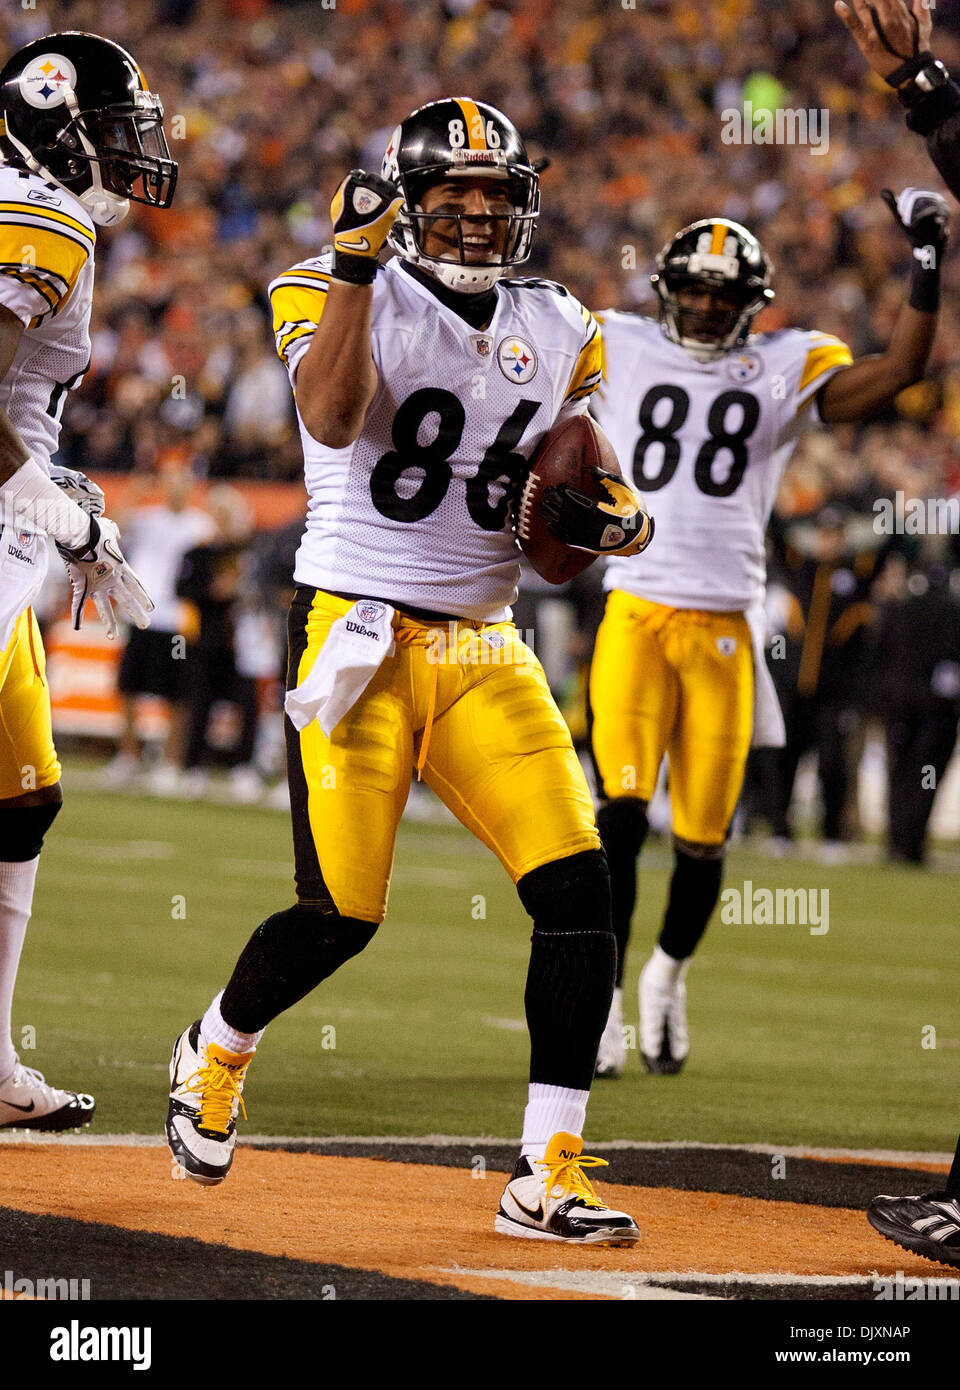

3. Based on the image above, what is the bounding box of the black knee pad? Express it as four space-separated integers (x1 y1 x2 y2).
596 797 649 857
517 848 611 935
0 793 62 862
221 903 378 1034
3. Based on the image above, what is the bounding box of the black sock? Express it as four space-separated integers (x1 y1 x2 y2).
220 903 377 1033
595 799 648 986
658 847 724 960
518 849 616 1091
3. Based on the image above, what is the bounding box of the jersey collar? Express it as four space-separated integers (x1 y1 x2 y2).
392 258 502 334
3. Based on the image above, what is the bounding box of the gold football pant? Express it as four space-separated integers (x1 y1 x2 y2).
0 608 61 802
286 588 601 922
589 590 754 846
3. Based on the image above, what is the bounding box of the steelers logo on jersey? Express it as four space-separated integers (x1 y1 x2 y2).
726 350 762 384
498 336 538 384
19 54 78 109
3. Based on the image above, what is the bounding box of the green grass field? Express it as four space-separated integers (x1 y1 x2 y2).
20 774 960 1151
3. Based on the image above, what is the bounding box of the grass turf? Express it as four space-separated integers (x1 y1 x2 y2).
20 777 959 1150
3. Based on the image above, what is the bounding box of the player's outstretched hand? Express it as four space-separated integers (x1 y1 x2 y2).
330 170 404 285
882 187 950 255
836 0 932 80
58 515 154 639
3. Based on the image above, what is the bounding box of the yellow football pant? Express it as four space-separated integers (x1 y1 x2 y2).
589 590 753 846
0 608 61 802
286 588 601 922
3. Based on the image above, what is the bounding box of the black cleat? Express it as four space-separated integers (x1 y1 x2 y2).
867 1192 960 1271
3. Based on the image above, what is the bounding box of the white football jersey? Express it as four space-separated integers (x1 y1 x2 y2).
269 255 602 621
0 165 95 646
593 312 852 611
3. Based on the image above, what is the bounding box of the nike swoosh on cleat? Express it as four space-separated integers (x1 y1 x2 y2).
1 1100 36 1113
512 1198 545 1222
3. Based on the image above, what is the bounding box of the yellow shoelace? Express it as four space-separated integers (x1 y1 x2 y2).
536 1151 609 1209
182 1061 248 1134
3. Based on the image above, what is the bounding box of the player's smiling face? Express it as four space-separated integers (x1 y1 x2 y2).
418 177 515 265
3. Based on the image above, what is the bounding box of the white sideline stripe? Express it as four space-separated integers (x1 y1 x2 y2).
0 1133 952 1164
438 1267 720 1299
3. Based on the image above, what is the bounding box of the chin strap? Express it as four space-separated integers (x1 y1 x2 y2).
412 253 505 294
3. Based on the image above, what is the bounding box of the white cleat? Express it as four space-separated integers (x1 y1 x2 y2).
639 954 689 1075
495 1131 640 1245
594 987 626 1079
0 1060 95 1132
166 1021 253 1186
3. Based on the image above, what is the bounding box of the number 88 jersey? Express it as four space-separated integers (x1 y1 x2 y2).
269 253 602 621
593 311 852 612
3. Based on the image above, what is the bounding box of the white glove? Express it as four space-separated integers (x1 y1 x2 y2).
48 466 106 520
61 515 154 639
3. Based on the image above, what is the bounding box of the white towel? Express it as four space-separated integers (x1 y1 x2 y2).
746 599 786 749
284 599 396 736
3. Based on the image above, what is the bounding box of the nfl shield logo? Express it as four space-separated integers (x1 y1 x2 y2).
357 601 384 624
471 334 492 358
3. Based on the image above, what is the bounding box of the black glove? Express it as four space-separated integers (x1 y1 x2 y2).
882 187 950 312
330 170 404 286
540 468 654 557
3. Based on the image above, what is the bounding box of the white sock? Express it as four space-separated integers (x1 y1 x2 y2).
0 857 40 1081
646 944 690 988
201 991 263 1056
520 1083 589 1162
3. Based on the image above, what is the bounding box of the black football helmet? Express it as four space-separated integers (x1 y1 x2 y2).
651 219 774 361
0 31 177 226
381 97 539 293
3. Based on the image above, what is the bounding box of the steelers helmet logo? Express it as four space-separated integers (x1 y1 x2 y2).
19 53 78 109
497 337 538 384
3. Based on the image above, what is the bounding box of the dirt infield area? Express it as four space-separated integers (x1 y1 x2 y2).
0 1139 954 1301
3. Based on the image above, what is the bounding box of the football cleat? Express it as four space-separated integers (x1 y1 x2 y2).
640 955 689 1075
867 1192 960 1271
595 988 626 1079
0 1061 95 1132
166 1021 253 1186
494 1131 640 1245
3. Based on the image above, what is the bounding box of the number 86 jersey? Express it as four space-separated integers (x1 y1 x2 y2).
269 254 602 621
593 311 852 612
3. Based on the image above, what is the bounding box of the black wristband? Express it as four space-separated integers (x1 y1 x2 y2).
330 253 379 286
885 50 937 88
57 512 100 563
909 250 942 313
905 79 960 134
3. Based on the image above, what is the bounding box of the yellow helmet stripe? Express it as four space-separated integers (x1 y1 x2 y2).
710 221 726 255
457 98 488 151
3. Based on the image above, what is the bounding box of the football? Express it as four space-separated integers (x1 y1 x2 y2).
516 413 625 584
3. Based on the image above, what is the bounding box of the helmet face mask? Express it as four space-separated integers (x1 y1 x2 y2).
652 219 774 362
383 99 539 293
0 32 178 225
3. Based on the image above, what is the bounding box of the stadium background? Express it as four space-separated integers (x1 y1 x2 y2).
3 0 960 1307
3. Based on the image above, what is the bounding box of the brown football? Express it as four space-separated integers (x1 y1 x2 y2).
516 413 624 584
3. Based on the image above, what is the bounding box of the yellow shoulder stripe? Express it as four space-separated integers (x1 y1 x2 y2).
798 341 853 395
564 313 604 403
271 277 329 362
0 201 94 245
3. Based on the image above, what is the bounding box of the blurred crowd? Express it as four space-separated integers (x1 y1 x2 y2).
8 0 960 855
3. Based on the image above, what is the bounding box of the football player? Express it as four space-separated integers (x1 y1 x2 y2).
841 0 960 1273
589 205 946 1078
0 32 176 1130
166 97 652 1243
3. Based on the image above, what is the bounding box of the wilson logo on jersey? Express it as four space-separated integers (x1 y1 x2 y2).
498 337 538 383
